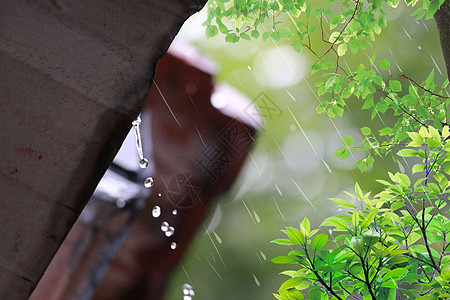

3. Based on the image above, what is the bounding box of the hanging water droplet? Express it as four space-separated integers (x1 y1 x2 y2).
132 116 145 162
158 193 162 197
139 158 149 168
183 297 192 300
172 209 178 215
170 242 177 250
247 65 252 70
165 226 175 237
152 206 161 218
132 116 141 126
144 177 154 188
418 45 422 50
161 221 169 232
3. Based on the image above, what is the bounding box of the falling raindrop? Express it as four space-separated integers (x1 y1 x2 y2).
144 177 154 188
161 221 169 232
259 250 267 260
172 209 178 215
161 221 175 237
152 206 161 218
170 242 177 250
182 284 195 299
210 92 227 109
116 199 126 208
213 231 222 244
418 45 422 50
247 65 252 70
252 274 261 287
253 211 261 223
158 193 162 197
139 158 149 168
275 184 283 197
165 226 175 237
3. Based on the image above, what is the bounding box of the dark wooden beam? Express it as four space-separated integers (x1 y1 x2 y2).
0 1 205 298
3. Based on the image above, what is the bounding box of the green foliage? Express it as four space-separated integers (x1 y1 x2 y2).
205 0 449 173
272 127 450 299
203 0 450 299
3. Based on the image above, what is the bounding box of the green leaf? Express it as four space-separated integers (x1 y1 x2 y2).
360 209 379 228
271 31 281 42
321 216 349 230
397 149 419 157
251 30 260 39
284 227 305 244
426 69 435 86
305 3 312 19
217 21 229 34
355 182 363 200
380 59 391 70
329 197 357 209
407 132 423 147
362 228 380 246
342 135 354 148
240 33 251 40
279 277 306 290
341 149 351 159
426 0 442 19
381 278 398 288
325 75 338 89
385 268 408 279
279 27 292 38
352 210 360 227
387 0 400 8
271 255 299 264
349 37 359 54
361 127 372 135
300 217 310 237
397 173 410 187
310 234 328 252
337 43 348 56
390 80 402 92
412 163 425 173
225 33 240 43
271 239 297 245
292 41 303 52
308 287 322 300
334 147 346 158
206 25 219 38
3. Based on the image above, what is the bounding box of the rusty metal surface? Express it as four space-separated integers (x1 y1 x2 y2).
0 1 204 299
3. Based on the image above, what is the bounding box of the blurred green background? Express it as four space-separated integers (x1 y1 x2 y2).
164 1 447 299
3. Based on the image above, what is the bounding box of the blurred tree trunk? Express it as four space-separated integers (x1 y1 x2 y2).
0 1 205 299
435 0 450 79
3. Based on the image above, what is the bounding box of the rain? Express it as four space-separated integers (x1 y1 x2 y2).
132 2 447 300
